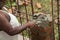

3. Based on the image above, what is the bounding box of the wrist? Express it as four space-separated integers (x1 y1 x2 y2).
26 23 30 28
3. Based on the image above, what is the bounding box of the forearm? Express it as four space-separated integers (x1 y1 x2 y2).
8 24 28 36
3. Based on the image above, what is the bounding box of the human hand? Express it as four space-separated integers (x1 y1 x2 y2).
26 20 36 28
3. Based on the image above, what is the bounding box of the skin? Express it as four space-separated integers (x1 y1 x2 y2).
0 0 36 36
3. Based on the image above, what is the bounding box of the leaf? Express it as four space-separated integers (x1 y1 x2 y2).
35 3 42 9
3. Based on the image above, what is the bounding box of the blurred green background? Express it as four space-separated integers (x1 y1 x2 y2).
5 0 59 40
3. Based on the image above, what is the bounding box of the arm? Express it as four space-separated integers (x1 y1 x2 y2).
0 15 35 36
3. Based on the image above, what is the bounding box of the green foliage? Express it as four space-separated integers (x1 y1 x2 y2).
5 0 59 40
